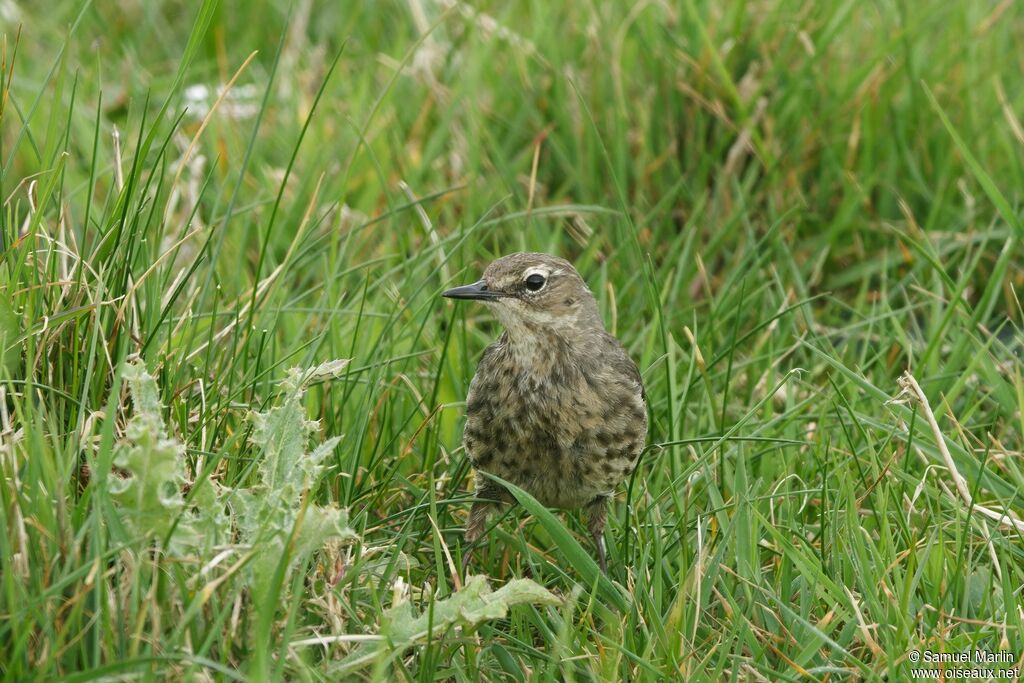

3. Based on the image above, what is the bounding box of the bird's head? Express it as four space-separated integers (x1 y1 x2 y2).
442 252 603 337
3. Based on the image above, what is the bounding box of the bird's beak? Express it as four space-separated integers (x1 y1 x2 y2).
441 279 502 301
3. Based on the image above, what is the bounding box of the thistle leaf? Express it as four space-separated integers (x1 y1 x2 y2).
238 367 353 592
307 358 351 382
335 575 560 675
110 362 226 549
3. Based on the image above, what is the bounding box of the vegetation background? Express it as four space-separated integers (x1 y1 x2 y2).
2 0 1023 680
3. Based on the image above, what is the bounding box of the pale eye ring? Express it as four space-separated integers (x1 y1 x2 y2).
525 273 546 291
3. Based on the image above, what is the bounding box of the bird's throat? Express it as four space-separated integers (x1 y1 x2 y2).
502 325 589 382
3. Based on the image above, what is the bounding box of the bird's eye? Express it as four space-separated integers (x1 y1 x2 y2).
525 273 546 291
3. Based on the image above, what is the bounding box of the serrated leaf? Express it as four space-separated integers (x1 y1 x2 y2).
249 369 336 494
307 358 351 381
238 367 353 593
293 504 358 560
110 362 226 550
109 363 186 539
334 575 560 675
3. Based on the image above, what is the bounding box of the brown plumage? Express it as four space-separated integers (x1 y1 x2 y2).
443 252 647 570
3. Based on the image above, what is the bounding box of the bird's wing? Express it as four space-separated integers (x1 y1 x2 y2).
603 332 646 402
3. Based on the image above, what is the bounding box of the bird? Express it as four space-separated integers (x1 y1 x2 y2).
442 252 647 571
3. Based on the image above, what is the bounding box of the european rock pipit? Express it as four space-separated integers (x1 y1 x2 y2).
443 252 647 570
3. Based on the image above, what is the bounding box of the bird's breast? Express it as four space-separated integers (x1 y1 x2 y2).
463 344 647 508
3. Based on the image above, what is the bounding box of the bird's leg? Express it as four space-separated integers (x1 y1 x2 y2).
586 495 610 572
462 478 507 570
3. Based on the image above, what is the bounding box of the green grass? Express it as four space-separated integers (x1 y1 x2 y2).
2 0 1023 679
